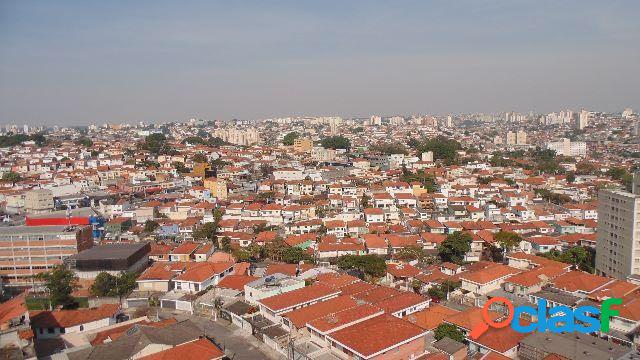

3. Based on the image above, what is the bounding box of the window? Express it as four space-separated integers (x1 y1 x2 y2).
79 325 84 331
48 328 54 334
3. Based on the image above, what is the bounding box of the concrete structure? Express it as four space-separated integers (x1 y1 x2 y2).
596 188 640 279
546 138 587 157
70 242 150 279
293 137 313 153
24 189 53 214
203 177 227 200
0 225 93 291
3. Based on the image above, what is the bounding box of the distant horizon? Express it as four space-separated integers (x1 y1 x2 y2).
1 1 639 125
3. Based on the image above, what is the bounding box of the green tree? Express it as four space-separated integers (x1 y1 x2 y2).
283 132 300 146
540 246 595 273
434 323 465 342
220 236 232 252
395 246 427 262
193 222 219 242
438 231 472 264
282 247 314 264
140 133 171 154
320 136 351 150
566 172 576 184
337 255 386 279
36 265 79 308
413 136 462 165
494 231 522 254
192 153 208 163
233 243 261 261
90 272 118 297
1 171 22 184
144 220 159 233
75 137 93 147
427 280 461 301
369 142 408 155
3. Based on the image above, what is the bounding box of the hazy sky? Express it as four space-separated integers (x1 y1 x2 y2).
1 0 639 125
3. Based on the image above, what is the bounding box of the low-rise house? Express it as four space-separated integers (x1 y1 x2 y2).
30 304 121 339
323 314 428 360
257 283 341 323
173 261 234 293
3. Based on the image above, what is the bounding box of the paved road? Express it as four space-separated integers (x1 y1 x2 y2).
160 311 284 360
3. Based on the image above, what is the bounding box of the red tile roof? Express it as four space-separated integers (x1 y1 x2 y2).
30 304 120 329
259 284 340 312
328 314 425 358
283 295 358 329
139 338 224 360
216 275 258 291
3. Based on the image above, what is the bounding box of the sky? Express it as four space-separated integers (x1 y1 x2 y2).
0 0 639 125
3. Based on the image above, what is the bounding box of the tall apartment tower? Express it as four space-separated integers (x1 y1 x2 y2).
595 174 640 280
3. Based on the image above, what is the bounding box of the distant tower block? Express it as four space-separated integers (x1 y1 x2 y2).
421 151 433 162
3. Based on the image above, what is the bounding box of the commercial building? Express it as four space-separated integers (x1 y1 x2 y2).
0 225 94 291
69 242 150 279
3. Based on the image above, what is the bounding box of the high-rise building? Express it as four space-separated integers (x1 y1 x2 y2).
623 108 635 119
546 138 587 157
596 177 640 279
506 131 516 145
578 110 591 130
516 130 527 145
293 137 313 153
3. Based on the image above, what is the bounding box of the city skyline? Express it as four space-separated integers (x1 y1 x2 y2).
1 1 639 125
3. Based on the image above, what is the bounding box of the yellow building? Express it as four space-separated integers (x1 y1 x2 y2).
204 177 228 200
193 162 211 178
293 137 313 153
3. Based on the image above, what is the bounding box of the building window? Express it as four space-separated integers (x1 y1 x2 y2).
48 328 54 334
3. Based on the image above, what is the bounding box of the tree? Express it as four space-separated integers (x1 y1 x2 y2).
369 142 408 155
263 238 288 261
192 153 208 163
434 323 465 342
361 194 370 208
194 222 219 242
438 231 472 264
233 243 260 261
220 236 232 252
494 231 522 254
114 272 137 301
282 247 314 264
566 172 576 184
427 280 461 301
140 133 172 154
395 246 427 262
75 137 93 147
90 272 118 297
144 220 159 233
36 265 79 308
540 246 595 273
1 171 22 184
283 132 300 146
320 136 350 150
337 255 386 279
90 272 137 301
413 136 462 165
